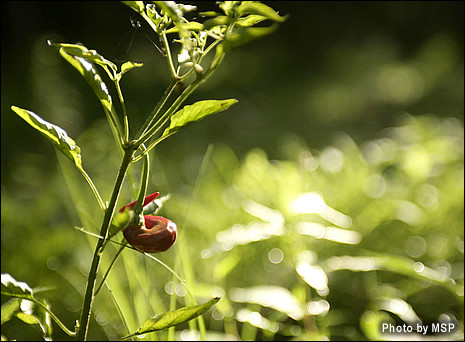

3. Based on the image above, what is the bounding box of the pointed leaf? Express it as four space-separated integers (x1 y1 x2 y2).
162 99 237 139
121 61 144 75
236 2 288 23
1 275 51 337
202 16 233 30
165 21 204 33
56 47 114 114
11 106 83 171
1 273 33 300
122 1 145 13
1 298 21 325
237 14 268 27
153 1 180 23
1 274 75 337
48 41 117 74
136 297 220 334
224 24 279 52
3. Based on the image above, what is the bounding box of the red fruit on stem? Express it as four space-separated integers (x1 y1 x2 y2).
118 192 176 253
119 192 159 213
123 216 177 253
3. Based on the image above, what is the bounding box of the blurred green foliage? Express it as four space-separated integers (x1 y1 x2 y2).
1 1 463 341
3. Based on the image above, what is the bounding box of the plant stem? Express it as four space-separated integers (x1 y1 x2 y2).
79 168 106 211
134 80 177 141
139 11 177 78
77 147 135 341
115 79 130 144
135 77 201 149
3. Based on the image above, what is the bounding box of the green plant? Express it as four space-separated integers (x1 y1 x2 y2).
2 1 286 340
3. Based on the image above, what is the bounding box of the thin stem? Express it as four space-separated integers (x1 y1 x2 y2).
77 147 135 341
139 11 177 78
134 80 177 141
132 144 150 220
131 132 173 163
134 58 221 155
161 30 177 78
94 242 126 296
79 168 106 211
135 78 201 149
115 79 130 143
104 106 125 151
31 298 77 337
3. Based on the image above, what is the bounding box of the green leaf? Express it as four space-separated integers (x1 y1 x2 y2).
236 2 288 23
120 61 144 76
224 24 279 51
136 298 220 335
165 21 204 33
202 16 233 30
237 14 268 27
1 274 75 337
54 46 114 114
1 275 52 338
48 41 117 74
16 304 52 339
10 106 83 171
153 1 180 23
161 99 237 139
1 299 21 325
1 273 33 300
122 1 145 13
16 312 41 325
199 11 220 17
48 41 123 150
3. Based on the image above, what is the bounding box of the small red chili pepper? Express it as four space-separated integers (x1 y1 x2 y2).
118 192 160 213
119 192 177 253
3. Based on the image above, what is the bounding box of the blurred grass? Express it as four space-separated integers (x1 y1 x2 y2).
1 1 463 341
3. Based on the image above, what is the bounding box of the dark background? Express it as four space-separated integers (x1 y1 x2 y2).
2 1 463 180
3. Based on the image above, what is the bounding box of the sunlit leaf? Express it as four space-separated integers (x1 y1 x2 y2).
223 25 279 51
55 47 114 114
153 1 180 23
165 21 204 33
122 1 145 13
48 41 117 74
48 41 123 148
122 297 220 339
11 106 83 171
198 11 220 17
1 274 52 338
18 302 52 339
16 312 41 325
1 274 73 337
120 61 144 76
236 2 288 23
1 273 33 300
161 99 237 139
1 273 51 336
202 16 233 30
1 299 20 325
237 14 268 27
